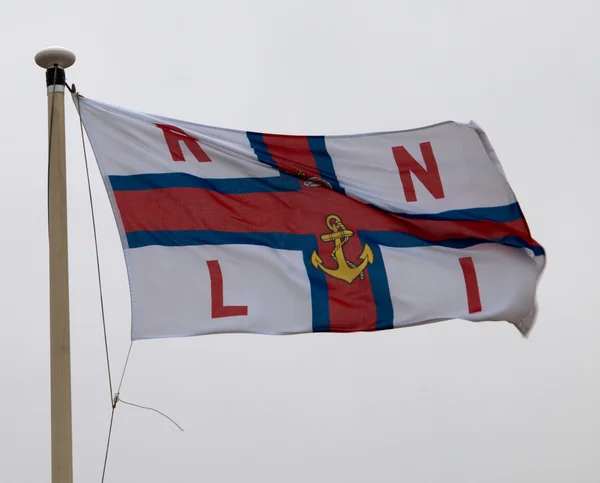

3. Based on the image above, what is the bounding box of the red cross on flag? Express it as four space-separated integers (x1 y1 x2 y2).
77 96 544 340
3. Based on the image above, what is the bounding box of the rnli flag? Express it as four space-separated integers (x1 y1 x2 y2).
77 96 545 340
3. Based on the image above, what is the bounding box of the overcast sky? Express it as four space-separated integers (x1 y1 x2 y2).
1 0 599 482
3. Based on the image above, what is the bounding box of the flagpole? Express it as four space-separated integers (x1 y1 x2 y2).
35 46 76 483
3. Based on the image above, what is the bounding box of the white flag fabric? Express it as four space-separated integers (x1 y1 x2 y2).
76 95 545 340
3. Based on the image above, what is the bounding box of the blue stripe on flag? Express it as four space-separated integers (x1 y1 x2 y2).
396 202 524 223
360 231 544 256
109 172 300 194
303 250 330 333
247 131 278 169
127 230 308 249
307 136 345 194
367 243 394 330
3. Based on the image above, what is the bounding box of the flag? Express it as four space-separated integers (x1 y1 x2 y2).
76 96 545 340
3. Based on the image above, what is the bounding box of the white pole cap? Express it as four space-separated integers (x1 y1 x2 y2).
35 46 76 69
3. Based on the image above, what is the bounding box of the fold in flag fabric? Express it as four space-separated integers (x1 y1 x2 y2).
76 96 545 340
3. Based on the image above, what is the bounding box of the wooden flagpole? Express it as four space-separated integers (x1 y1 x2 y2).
35 46 76 483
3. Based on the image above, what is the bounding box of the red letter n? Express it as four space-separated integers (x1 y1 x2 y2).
206 260 248 318
155 123 211 162
392 142 445 202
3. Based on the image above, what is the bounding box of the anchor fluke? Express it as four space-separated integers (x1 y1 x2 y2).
311 251 323 269
358 244 374 264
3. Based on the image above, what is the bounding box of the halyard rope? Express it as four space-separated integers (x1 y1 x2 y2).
74 92 183 483
75 92 119 483
76 93 115 405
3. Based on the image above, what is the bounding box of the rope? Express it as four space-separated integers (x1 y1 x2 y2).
117 341 134 394
76 93 115 404
118 397 184 432
113 342 184 433
75 93 183 482
75 92 122 482
99 343 135 483
101 408 116 483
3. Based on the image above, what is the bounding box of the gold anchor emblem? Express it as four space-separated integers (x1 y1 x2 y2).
311 215 374 284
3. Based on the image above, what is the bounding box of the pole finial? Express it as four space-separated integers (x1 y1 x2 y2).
35 46 76 69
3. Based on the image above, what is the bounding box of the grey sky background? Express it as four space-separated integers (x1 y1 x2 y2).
1 0 598 482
